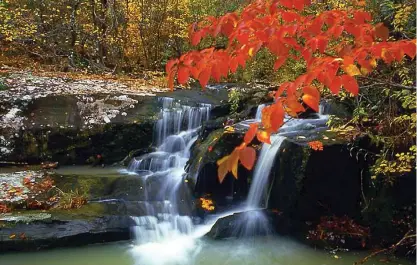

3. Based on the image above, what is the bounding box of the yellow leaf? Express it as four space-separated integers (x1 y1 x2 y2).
228 149 240 179
217 155 230 183
343 64 361 76
248 47 254 57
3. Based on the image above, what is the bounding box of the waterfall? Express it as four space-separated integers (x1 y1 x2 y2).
247 135 285 209
255 104 266 121
125 97 211 245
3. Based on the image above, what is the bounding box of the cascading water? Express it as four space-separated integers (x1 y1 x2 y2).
247 135 285 209
255 103 266 121
234 102 329 237
125 97 211 256
126 99 330 263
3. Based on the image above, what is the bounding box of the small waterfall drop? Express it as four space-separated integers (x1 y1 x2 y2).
255 104 266 121
126 97 211 247
247 135 285 209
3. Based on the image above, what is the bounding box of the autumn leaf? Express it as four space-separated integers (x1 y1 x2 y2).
239 146 256 170
341 75 359 95
244 123 258 144
191 31 202 46
273 56 287 70
228 149 240 179
329 76 342 94
302 94 319 112
198 67 211 89
257 130 271 144
343 64 361 76
177 66 190 85
375 23 389 41
217 155 229 183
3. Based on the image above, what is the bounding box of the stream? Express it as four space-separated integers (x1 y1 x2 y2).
0 98 413 265
1 236 411 265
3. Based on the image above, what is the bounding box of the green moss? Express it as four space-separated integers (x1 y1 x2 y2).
51 174 121 200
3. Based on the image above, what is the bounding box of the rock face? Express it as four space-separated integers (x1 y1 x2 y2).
205 209 290 239
0 213 135 252
0 169 194 252
268 140 362 222
0 72 228 165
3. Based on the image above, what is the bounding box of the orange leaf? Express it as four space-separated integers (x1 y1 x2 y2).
343 64 361 76
257 130 271 144
302 94 320 112
239 147 256 170
270 102 285 131
228 149 240 179
341 75 359 95
244 123 258 144
198 67 211 89
177 66 190 85
302 86 320 99
217 155 229 183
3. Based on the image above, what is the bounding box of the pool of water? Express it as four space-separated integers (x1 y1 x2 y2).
1 236 411 265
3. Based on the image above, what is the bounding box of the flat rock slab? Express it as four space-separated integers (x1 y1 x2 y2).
0 211 135 252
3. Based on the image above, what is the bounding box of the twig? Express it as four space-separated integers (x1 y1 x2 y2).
354 231 416 265
357 76 416 90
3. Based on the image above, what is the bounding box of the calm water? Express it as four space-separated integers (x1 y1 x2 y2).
1 236 412 265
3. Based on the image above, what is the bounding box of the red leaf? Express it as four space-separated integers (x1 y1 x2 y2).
165 59 178 74
244 123 258 144
167 68 176 91
221 22 234 36
329 76 342 94
403 41 416 59
270 102 284 131
177 66 190 85
211 66 221 82
191 31 202 46
273 56 287 70
198 67 211 89
328 25 344 38
317 38 328 53
230 57 239 73
341 75 359 95
375 23 389 41
293 0 305 11
279 0 293 9
282 11 300 22
302 49 312 64
354 11 372 24
239 147 256 170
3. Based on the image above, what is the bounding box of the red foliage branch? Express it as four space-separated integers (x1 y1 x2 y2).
166 0 416 181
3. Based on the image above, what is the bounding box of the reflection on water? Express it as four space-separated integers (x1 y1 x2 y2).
1 236 412 265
